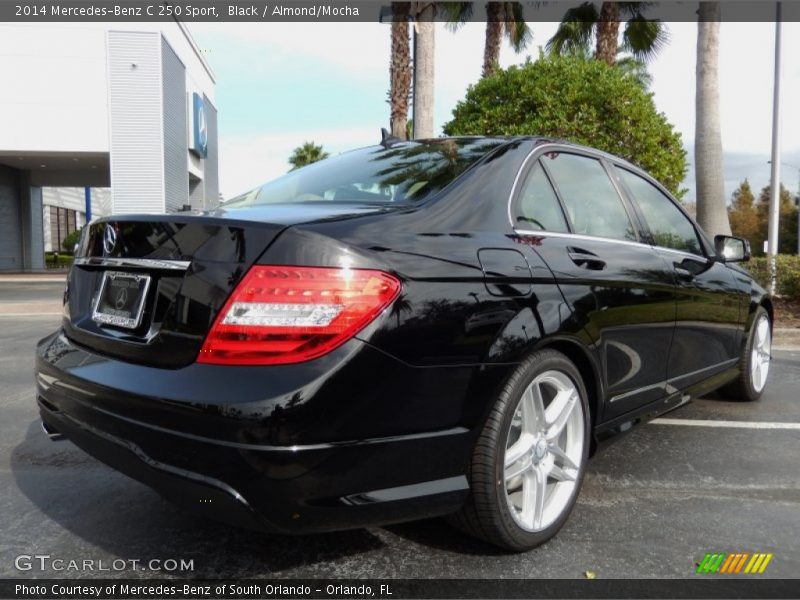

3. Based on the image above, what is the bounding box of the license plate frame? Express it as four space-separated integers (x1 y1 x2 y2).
91 270 152 330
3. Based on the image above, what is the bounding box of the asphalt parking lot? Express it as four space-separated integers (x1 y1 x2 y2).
1 280 798 579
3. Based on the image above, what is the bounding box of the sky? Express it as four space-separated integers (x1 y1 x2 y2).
188 20 800 202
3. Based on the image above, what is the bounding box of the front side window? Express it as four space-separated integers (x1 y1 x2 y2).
224 138 504 207
514 162 569 232
618 168 703 256
543 153 636 241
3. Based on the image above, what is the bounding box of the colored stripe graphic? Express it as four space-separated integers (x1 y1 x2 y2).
697 553 726 573
697 552 773 575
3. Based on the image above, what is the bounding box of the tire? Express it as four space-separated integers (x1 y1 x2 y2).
721 307 772 402
450 349 590 551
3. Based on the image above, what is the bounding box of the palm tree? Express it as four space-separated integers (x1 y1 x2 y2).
694 1 731 236
288 142 328 171
413 2 437 139
547 1 667 66
389 1 412 139
482 3 532 78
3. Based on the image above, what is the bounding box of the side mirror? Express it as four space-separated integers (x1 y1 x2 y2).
714 235 750 263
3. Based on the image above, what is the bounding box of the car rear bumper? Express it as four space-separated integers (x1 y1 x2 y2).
34 329 489 533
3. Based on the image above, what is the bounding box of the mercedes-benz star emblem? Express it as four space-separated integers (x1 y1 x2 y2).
103 225 117 255
114 287 128 310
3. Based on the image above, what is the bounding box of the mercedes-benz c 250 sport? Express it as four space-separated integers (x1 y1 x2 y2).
35 136 772 551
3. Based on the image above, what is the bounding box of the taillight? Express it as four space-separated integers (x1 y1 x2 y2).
197 265 401 365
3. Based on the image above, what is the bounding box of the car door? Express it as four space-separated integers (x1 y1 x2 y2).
510 149 677 420
613 165 744 391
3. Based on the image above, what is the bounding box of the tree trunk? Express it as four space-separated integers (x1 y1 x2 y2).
389 2 412 139
695 2 731 237
482 3 504 78
595 2 620 65
414 4 436 139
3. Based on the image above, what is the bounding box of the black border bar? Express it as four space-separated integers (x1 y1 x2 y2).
2 578 800 599
2 1 800 23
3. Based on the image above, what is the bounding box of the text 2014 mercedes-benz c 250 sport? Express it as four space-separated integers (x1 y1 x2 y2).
35 137 772 551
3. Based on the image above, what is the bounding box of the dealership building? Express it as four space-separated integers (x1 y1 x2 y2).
0 22 218 272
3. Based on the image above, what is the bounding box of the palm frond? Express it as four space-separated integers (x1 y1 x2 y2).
621 16 668 62
615 54 653 88
545 2 598 56
617 1 657 17
440 1 474 31
504 2 533 52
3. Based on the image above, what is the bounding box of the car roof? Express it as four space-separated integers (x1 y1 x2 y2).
388 135 636 169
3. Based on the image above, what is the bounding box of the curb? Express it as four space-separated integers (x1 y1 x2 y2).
773 328 800 350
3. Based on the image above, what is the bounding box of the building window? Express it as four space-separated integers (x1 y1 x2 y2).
50 206 79 253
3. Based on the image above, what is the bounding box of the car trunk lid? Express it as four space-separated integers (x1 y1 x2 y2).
64 215 286 369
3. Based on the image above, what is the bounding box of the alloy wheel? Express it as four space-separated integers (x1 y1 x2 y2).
751 315 771 393
503 370 585 532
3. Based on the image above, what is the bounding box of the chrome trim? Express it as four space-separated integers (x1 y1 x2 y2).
507 146 542 228
514 228 651 250
667 358 738 385
609 358 739 403
74 257 191 271
609 382 667 403
91 271 152 330
41 421 65 441
652 245 709 261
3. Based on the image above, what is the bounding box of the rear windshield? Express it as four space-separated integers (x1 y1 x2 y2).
224 138 504 207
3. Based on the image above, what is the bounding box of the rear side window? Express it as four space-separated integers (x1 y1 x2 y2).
618 168 703 256
514 163 569 232
543 153 637 242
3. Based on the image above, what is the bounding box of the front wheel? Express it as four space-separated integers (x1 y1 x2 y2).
722 307 772 402
450 349 590 551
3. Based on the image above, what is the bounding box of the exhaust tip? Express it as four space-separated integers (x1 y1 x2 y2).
41 420 65 441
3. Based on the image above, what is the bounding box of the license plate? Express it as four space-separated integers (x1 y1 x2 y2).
91 271 152 329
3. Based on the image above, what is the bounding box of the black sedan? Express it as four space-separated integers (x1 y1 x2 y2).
35 136 772 551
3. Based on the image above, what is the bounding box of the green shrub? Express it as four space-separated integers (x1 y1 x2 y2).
62 227 83 254
443 55 687 196
45 252 74 269
745 255 800 298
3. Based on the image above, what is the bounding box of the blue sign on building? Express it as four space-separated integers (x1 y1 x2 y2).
191 93 208 158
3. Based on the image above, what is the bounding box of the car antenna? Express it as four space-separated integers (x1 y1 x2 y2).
380 128 402 148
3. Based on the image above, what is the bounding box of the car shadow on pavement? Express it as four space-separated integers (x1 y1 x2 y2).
10 420 390 577
384 519 507 556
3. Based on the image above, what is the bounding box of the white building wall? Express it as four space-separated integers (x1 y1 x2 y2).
107 30 164 214
0 24 109 154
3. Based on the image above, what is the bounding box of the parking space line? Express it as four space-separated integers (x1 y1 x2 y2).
651 418 800 430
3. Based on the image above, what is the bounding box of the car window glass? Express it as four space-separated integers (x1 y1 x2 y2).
543 153 636 241
515 163 569 232
223 138 505 207
618 168 703 256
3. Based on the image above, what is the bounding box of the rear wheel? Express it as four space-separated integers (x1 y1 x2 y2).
450 349 590 551
722 307 772 402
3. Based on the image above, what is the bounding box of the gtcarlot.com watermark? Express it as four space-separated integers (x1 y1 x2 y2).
14 554 194 573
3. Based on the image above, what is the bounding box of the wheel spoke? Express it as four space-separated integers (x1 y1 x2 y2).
521 467 547 530
545 389 578 440
521 383 546 434
756 319 769 349
548 442 579 471
548 463 577 482
505 454 531 482
505 433 534 468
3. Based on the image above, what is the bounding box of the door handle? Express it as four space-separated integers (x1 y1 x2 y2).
568 251 606 270
673 263 695 280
